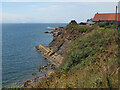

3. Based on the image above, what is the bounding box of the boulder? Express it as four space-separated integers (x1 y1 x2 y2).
69 20 77 24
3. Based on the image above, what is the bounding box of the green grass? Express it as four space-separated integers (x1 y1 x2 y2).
65 24 96 33
5 83 24 89
56 27 119 88
29 23 119 88
61 28 118 71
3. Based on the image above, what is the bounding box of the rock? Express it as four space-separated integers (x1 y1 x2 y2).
47 63 51 66
43 65 47 67
50 64 56 70
32 73 37 76
69 20 77 24
35 44 63 67
24 80 33 88
24 82 29 87
47 70 55 76
57 40 64 48
26 80 31 83
39 66 47 72
44 31 49 33
27 85 33 88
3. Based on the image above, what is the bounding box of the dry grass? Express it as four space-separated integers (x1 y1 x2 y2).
31 24 119 88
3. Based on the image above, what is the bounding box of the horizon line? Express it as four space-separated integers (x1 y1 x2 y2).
2 22 67 24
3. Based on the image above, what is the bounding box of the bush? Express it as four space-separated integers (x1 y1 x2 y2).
61 28 118 71
98 23 106 27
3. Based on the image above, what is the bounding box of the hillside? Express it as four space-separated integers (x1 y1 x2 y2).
28 23 119 88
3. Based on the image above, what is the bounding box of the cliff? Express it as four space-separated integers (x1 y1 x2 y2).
32 22 119 88
35 24 94 66
35 44 63 67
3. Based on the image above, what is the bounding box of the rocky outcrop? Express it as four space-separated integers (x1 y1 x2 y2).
34 26 66 67
69 20 77 24
35 45 63 67
46 27 56 30
35 23 88 67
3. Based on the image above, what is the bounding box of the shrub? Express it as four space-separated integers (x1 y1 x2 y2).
61 28 118 71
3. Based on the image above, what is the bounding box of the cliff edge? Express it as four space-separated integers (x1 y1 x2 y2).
33 22 119 88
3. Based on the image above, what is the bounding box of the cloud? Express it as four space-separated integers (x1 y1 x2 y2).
2 11 71 23
2 0 120 2
2 2 118 23
50 5 62 8
2 12 62 23
2 13 33 23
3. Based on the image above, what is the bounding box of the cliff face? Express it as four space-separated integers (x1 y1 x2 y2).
35 24 95 66
48 24 95 56
34 23 119 88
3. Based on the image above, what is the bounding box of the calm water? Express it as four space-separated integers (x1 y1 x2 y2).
2 23 67 87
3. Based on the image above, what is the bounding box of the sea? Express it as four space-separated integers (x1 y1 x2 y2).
2 23 67 87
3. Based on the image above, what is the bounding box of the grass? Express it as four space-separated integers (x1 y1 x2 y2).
55 25 119 88
61 28 118 71
26 23 119 88
65 24 96 33
4 83 24 89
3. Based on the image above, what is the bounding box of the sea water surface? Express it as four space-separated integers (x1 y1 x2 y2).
2 23 67 87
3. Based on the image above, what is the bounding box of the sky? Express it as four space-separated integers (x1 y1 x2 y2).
1 0 120 2
0 2 119 23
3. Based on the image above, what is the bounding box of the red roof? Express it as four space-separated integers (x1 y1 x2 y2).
93 13 120 22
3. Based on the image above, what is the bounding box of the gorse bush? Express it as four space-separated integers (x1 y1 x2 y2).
65 24 95 34
30 23 119 88
55 26 118 88
62 28 118 71
5 83 24 89
96 22 116 29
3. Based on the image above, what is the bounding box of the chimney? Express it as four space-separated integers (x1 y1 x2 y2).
115 6 118 29
115 6 117 22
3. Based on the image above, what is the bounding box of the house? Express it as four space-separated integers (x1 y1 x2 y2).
93 13 120 25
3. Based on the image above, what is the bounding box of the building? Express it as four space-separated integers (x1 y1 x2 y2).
93 2 120 26
92 13 120 23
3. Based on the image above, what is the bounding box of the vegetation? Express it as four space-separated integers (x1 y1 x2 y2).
58 24 119 88
51 24 118 88
62 28 118 71
24 23 119 88
64 24 96 33
4 83 24 89
96 22 116 29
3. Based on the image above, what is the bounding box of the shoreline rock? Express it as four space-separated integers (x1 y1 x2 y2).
34 44 63 67
25 26 66 88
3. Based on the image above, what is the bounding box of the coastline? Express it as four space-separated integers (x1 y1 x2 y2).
3 24 53 88
35 45 63 67
24 45 63 88
34 26 65 67
24 23 83 88
24 26 64 88
24 22 119 88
